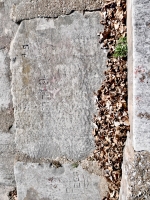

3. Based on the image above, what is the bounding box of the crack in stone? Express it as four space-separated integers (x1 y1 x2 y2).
10 0 103 23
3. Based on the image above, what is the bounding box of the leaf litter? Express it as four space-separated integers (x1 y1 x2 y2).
92 0 130 199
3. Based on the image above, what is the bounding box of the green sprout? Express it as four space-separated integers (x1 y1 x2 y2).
113 37 127 58
71 162 79 168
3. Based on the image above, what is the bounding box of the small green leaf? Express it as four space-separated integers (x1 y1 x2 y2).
113 37 127 58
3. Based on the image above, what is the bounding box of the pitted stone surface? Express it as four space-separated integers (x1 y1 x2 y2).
10 0 103 22
10 12 107 160
120 0 150 199
120 133 150 200
15 162 102 200
0 50 14 132
0 0 20 50
130 0 150 151
0 1 19 197
0 0 20 132
0 132 15 186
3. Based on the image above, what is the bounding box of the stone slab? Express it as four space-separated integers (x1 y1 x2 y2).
10 11 107 160
0 1 20 198
120 133 150 200
0 0 20 132
15 162 102 200
10 0 103 22
0 132 15 186
128 0 150 152
120 1 150 199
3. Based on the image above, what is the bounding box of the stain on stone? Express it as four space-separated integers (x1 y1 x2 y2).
0 2 4 9
146 21 150 27
146 70 150 78
23 65 30 74
4 56 11 67
22 76 29 85
22 63 31 85
24 188 39 200
24 188 54 200
138 112 150 120
139 74 146 82
0 106 14 132
0 36 11 50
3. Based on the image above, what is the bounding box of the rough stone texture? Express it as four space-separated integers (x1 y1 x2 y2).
15 162 104 200
131 0 150 151
81 159 109 198
0 0 19 50
0 0 20 198
0 50 14 132
0 2 109 198
0 0 20 132
0 132 15 186
10 11 107 161
120 0 150 199
120 133 150 200
10 0 103 22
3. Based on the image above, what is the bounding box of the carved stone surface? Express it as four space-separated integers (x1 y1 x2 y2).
15 162 102 200
10 0 103 22
10 11 107 160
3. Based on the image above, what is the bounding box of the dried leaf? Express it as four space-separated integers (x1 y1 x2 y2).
93 0 129 199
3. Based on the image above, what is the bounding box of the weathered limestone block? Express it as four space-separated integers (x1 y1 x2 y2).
120 0 150 199
130 0 150 151
10 0 103 22
0 132 15 186
15 162 103 200
10 12 107 160
120 133 150 200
